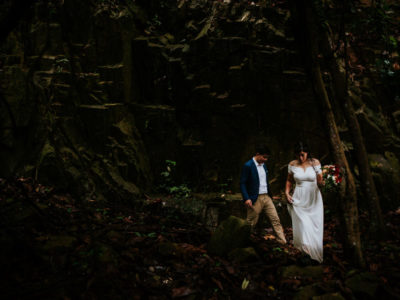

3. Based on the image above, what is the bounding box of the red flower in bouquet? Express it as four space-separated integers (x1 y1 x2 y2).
321 164 343 192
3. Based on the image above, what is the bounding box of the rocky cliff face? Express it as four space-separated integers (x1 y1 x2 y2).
0 0 399 207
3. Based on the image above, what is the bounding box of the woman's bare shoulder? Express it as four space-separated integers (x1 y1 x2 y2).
289 160 298 166
311 158 321 165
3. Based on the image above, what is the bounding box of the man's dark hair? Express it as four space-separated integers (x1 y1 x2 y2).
255 144 271 155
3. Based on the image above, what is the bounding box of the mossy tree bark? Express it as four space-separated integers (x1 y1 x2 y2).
291 0 365 267
320 28 385 238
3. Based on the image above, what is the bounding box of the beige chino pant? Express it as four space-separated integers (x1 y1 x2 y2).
246 194 287 244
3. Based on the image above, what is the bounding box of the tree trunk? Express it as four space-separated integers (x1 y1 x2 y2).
320 29 385 238
291 0 365 267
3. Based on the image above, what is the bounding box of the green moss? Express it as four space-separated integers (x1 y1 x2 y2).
43 235 77 251
228 247 259 263
345 272 380 298
312 293 345 300
158 241 180 257
385 151 400 171
294 284 319 300
208 216 251 256
38 142 56 166
280 265 324 279
96 244 116 263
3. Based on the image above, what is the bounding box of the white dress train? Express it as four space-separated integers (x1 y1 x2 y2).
287 164 324 263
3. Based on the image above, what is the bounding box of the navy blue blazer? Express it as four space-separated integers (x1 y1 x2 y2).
240 159 272 204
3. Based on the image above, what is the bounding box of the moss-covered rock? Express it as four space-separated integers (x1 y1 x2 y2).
293 281 343 300
157 241 181 257
42 235 77 251
393 110 400 133
312 293 345 300
207 215 251 256
36 141 67 189
369 153 400 210
345 272 381 299
280 265 324 279
293 284 319 300
228 247 259 263
96 244 117 264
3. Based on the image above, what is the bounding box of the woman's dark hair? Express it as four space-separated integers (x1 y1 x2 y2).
294 141 312 159
255 144 271 155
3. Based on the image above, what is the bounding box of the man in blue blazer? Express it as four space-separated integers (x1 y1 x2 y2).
240 145 286 244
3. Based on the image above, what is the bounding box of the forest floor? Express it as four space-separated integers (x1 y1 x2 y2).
1 178 400 300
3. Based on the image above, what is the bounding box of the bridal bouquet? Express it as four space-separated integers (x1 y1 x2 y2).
321 164 343 192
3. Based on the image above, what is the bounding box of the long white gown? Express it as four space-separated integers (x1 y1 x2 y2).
287 164 323 263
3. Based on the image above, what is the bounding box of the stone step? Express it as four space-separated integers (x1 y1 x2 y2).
281 69 313 93
88 92 106 105
76 72 100 90
248 48 284 73
85 92 125 106
89 89 111 104
34 70 99 87
201 192 290 230
282 69 307 77
34 70 72 85
97 80 124 100
27 55 57 70
97 64 123 82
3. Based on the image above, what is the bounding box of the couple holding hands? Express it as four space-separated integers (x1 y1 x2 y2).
240 142 324 263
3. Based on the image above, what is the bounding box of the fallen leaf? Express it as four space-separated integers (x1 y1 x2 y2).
172 287 195 298
211 277 223 290
225 265 235 274
242 278 250 290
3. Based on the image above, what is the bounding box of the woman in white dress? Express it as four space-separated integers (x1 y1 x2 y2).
285 142 324 263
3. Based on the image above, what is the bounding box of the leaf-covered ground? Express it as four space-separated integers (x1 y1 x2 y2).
1 178 399 299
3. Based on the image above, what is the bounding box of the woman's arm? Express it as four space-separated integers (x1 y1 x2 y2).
317 172 324 186
312 158 324 186
285 173 294 203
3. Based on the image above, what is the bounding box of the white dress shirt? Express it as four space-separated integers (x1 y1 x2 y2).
253 157 268 194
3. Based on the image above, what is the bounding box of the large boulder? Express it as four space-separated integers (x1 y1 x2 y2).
208 215 251 256
279 265 324 279
345 272 381 299
369 152 400 210
228 247 259 263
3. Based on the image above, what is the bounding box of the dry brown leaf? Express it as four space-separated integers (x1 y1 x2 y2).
172 286 195 298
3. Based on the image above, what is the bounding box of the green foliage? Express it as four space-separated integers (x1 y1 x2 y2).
159 160 182 195
158 160 204 215
55 57 69 73
357 2 400 97
218 183 228 192
148 14 162 28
